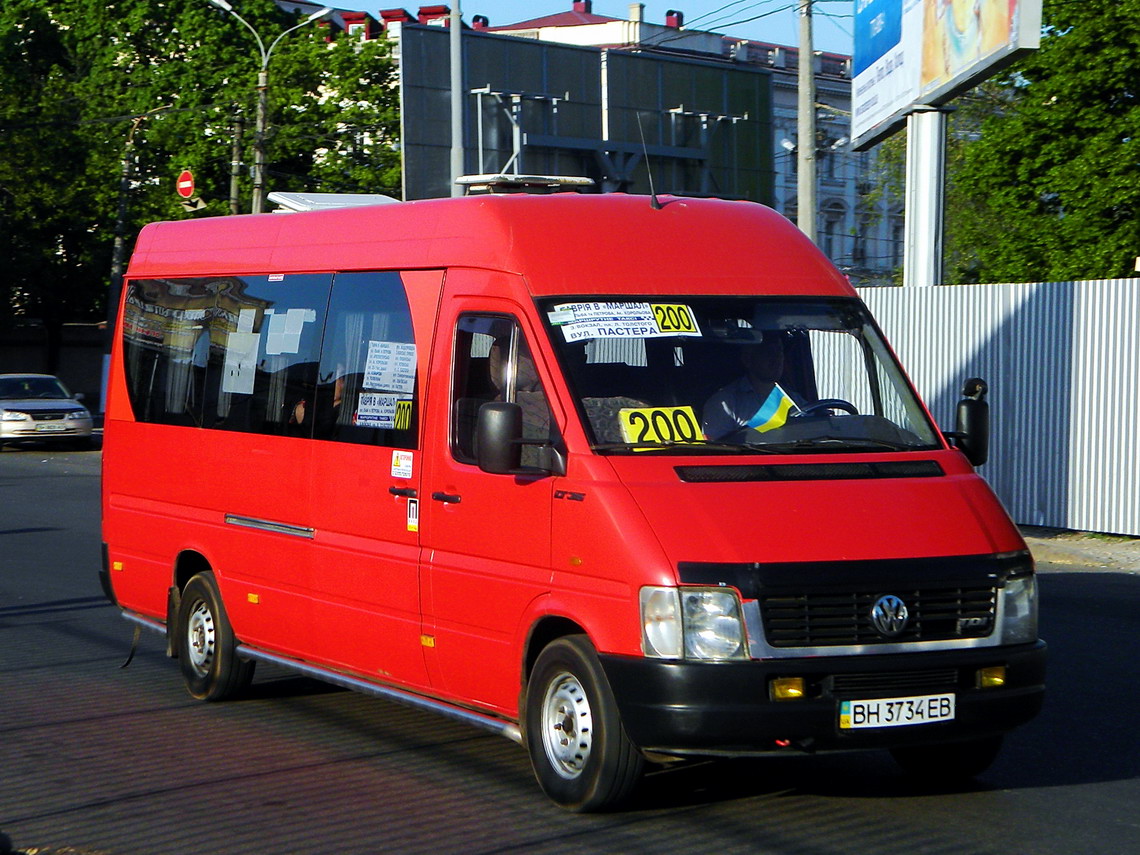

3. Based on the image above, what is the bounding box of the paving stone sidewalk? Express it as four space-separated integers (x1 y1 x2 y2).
1021 526 1140 572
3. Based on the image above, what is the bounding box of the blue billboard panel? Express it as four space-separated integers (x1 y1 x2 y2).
853 0 902 77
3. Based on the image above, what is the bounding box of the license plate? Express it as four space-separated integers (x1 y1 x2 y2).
35 423 67 432
839 693 955 729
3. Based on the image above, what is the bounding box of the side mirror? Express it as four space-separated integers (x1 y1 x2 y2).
955 377 989 467
74 392 85 402
475 402 523 474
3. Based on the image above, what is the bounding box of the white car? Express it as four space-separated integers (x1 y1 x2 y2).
0 373 95 449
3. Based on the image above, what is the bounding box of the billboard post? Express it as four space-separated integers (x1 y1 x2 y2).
903 106 948 287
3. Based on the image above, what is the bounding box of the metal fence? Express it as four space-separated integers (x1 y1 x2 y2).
859 279 1140 537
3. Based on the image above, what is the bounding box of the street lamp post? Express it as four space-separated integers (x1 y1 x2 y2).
206 0 332 213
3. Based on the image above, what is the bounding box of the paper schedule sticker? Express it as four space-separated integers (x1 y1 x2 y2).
548 302 701 342
356 393 413 429
364 340 416 393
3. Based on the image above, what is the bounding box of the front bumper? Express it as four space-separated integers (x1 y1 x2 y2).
0 420 94 442
600 641 1046 756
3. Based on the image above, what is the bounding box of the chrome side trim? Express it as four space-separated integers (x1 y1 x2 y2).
224 514 314 539
235 645 523 745
122 610 166 634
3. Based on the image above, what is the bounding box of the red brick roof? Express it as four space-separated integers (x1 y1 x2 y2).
488 10 619 30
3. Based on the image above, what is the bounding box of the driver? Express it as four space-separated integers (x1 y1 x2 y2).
702 334 801 440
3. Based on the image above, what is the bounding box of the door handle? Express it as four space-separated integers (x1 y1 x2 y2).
431 491 462 504
388 486 417 498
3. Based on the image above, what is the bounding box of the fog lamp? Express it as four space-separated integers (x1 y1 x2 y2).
770 677 805 701
978 665 1006 689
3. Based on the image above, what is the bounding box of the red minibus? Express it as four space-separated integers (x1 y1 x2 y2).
101 191 1045 811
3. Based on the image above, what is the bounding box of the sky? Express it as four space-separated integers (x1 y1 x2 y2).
335 0 855 56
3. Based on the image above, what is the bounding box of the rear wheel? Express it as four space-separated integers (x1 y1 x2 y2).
890 735 1003 782
525 635 644 812
176 571 254 701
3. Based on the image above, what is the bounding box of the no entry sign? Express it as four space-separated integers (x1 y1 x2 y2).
176 169 195 199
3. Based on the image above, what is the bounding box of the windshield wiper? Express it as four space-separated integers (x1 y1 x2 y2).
591 440 771 454
757 436 915 453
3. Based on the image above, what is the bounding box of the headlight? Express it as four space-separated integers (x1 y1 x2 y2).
1 409 30 422
66 409 90 420
641 586 747 661
1001 572 1038 644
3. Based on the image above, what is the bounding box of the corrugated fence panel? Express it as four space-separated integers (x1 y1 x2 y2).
860 279 1140 537
1068 281 1140 534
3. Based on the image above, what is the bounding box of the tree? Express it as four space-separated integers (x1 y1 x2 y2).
0 0 400 336
947 0 1140 283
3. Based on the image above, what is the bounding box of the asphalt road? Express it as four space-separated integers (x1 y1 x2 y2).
1 446 1138 855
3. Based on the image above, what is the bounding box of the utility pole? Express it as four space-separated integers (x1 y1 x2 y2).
104 107 169 413
449 2 464 196
796 0 817 243
229 108 244 215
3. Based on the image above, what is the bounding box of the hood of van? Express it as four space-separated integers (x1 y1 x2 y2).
607 452 1024 567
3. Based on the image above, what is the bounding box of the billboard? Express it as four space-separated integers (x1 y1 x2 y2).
398 26 773 202
852 0 1041 150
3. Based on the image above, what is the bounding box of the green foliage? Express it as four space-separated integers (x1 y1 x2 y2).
0 0 400 324
947 0 1140 283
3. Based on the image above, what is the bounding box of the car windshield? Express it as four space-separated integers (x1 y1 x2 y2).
539 297 942 455
0 376 72 400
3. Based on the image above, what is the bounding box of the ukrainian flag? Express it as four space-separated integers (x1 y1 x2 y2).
746 384 797 433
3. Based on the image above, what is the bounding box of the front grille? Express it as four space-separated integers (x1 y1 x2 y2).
830 668 960 696
761 585 996 648
30 410 69 421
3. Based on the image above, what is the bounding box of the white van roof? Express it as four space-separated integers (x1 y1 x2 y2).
267 191 401 212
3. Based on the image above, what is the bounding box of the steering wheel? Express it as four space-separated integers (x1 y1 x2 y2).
796 398 859 417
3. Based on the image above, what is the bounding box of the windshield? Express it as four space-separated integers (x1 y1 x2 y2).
0 376 72 401
539 297 942 455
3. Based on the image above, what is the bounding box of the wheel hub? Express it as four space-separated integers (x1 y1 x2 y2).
186 600 216 676
541 671 593 779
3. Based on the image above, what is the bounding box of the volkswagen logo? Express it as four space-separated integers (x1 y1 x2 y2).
870 594 909 638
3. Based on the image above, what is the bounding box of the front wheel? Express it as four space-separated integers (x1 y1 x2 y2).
176 571 255 701
524 635 644 812
890 735 1003 782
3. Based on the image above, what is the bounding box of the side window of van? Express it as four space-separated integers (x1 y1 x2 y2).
202 274 331 436
451 315 553 467
123 274 331 436
313 271 418 449
121 277 220 427
121 272 420 447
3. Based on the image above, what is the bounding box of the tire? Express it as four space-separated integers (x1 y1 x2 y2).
176 571 254 701
890 735 1003 782
524 635 644 812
